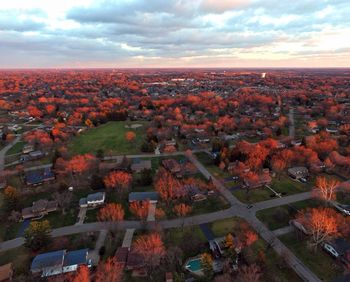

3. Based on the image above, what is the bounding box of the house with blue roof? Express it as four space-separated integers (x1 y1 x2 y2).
31 248 90 277
128 191 159 203
25 167 55 186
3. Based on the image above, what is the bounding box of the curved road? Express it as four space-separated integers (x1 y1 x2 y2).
0 151 320 281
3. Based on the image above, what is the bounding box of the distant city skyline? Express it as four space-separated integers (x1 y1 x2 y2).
1 0 350 68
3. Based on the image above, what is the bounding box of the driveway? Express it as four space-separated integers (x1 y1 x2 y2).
75 207 87 225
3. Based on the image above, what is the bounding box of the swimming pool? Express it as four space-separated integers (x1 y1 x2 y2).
185 258 203 272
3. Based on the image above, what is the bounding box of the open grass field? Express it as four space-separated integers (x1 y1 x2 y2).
68 121 147 155
279 233 344 281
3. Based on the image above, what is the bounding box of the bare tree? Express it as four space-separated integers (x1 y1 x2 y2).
53 191 73 215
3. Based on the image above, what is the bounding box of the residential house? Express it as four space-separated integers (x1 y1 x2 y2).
25 168 55 186
162 159 182 177
288 167 309 180
183 185 207 202
130 159 152 173
115 246 147 277
22 199 58 220
22 144 34 154
79 192 105 208
20 150 45 163
31 249 90 278
125 250 147 277
115 247 129 268
128 192 159 203
0 263 13 282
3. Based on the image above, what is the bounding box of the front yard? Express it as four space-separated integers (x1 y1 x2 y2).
256 199 322 230
279 233 344 281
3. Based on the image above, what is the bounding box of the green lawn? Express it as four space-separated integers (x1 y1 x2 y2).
256 199 322 230
37 208 78 229
232 174 313 204
195 152 231 179
0 246 31 276
233 188 273 203
270 175 311 195
211 217 242 237
163 225 208 258
6 141 24 156
68 121 147 155
279 233 344 281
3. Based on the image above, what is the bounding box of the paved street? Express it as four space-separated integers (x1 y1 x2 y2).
89 229 107 266
0 135 21 171
289 107 295 138
0 150 320 281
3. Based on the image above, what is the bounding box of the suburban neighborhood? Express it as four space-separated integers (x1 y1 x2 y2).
0 68 349 282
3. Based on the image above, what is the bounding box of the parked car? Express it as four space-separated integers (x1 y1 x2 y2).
299 177 307 183
332 202 350 216
323 243 339 258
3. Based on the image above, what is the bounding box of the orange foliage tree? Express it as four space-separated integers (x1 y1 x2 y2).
95 257 123 282
134 233 165 275
129 200 150 220
125 131 136 142
155 169 183 205
69 265 90 282
313 176 339 202
173 203 192 217
297 208 348 250
103 171 132 193
67 154 97 175
98 203 124 222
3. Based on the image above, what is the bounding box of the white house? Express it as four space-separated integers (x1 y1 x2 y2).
79 192 105 208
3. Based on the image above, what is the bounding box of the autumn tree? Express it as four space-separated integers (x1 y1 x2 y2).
155 169 183 205
173 203 192 217
3 186 19 211
201 252 213 279
67 154 97 175
125 131 136 143
313 176 339 203
98 203 124 222
244 230 258 247
297 208 347 250
95 257 123 282
129 200 149 220
69 265 90 282
134 233 166 278
270 157 286 179
24 220 52 251
24 129 53 148
104 171 132 195
237 264 262 282
173 203 192 228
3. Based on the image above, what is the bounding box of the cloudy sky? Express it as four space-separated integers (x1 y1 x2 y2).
0 0 350 68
